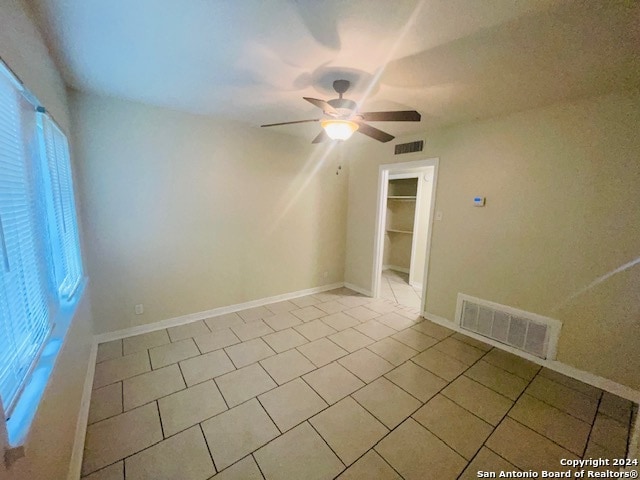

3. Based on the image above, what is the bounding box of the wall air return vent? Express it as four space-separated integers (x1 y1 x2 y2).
454 294 561 360
394 140 423 155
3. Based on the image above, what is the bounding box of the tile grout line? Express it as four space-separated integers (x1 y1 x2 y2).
193 336 204 355
155 400 166 439
516 377 601 425
251 453 267 480
85 292 361 474
93 358 178 392
88 361 281 474
440 374 519 418
331 340 491 478
626 402 637 459
85 395 246 478
255 394 284 437
305 420 348 471
587 400 636 458
175 360 188 389
250 369 366 459
386 274 399 304
293 352 441 472
460 367 528 404
120 379 124 420
386 359 447 402
91 368 196 425
321 335 493 478
336 394 422 478
396 347 499 468
506 416 587 459
198 422 218 474
454 360 541 479
489 367 610 467
203 452 264 479
90 319 461 435
581 390 604 458
85 299 626 478
256 318 420 454
295 339 349 368
212 376 230 411
203 319 213 334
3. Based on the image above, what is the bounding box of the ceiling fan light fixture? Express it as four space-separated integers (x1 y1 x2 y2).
321 119 359 140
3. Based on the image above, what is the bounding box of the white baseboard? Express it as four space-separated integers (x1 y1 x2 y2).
423 311 640 404
383 265 410 274
344 282 373 297
95 282 345 344
67 341 97 480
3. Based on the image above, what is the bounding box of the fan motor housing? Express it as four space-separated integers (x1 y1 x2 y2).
327 98 357 112
333 79 351 95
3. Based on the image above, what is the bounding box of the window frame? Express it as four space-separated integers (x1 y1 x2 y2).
0 57 85 448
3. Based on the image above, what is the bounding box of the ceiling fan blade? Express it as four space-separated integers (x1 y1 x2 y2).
303 97 339 116
360 110 421 122
355 122 395 143
261 119 319 127
311 130 331 144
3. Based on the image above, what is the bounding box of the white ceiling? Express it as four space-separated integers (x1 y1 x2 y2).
27 0 640 142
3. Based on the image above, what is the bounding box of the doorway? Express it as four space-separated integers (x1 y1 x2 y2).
372 158 439 313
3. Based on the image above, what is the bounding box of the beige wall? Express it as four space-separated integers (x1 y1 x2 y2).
70 91 348 333
385 233 412 270
0 1 94 478
385 197 415 270
345 90 640 389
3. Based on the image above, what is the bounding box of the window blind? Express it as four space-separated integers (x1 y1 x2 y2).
37 113 83 298
0 65 53 415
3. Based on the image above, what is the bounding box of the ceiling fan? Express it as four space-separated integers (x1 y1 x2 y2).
260 79 421 143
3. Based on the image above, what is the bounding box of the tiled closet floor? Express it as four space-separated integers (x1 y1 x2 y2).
380 270 422 309
82 288 636 480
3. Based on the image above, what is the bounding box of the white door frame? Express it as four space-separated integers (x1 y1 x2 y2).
371 158 439 313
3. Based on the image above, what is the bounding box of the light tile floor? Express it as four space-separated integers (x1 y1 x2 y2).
380 270 422 309
84 288 637 480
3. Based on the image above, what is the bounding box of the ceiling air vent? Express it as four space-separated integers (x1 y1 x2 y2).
454 294 561 360
394 140 423 155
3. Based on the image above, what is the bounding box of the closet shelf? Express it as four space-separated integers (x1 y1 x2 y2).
387 196 417 200
386 228 414 234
